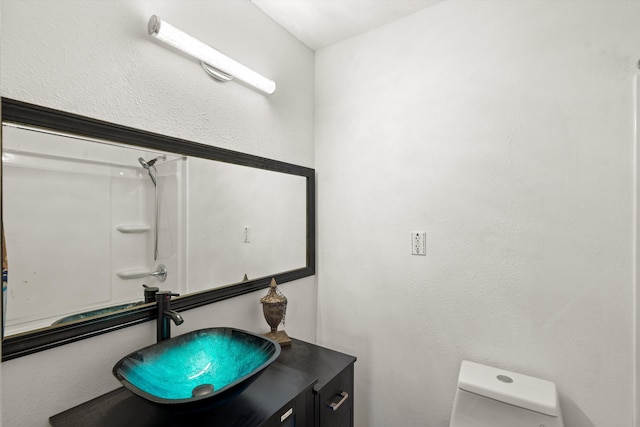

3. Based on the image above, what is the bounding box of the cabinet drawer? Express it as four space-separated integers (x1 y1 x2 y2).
262 386 313 427
317 363 354 427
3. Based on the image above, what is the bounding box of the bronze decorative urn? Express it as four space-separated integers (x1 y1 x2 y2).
260 278 291 346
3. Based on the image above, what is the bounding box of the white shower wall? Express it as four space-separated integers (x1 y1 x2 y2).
2 126 185 334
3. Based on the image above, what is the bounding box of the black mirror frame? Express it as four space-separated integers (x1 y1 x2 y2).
1 97 315 361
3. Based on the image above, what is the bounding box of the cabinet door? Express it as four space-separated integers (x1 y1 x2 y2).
317 364 354 427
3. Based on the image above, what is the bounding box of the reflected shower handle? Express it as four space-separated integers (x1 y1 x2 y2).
148 264 167 282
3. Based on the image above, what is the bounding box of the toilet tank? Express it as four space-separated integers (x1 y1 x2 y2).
450 361 564 427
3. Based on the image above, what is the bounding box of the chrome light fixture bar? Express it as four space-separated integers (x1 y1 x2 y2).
148 15 276 95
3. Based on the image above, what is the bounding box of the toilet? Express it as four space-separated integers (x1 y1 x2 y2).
450 360 564 427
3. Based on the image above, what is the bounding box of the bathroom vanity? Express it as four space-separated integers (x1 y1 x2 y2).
49 338 355 427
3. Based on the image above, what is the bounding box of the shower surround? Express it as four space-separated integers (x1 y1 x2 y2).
1 125 185 335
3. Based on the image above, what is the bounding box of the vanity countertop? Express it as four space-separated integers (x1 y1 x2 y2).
277 338 356 392
49 338 356 427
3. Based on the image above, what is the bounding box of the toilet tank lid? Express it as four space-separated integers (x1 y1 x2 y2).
457 361 559 417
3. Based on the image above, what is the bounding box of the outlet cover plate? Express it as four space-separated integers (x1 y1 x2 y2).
411 231 426 256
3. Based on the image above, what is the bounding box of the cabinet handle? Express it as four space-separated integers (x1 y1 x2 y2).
328 391 349 411
280 407 293 422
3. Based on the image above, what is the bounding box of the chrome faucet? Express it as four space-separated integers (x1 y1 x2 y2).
155 290 184 341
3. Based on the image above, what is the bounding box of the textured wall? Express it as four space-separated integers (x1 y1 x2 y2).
0 1 315 426
1 1 314 167
315 1 638 426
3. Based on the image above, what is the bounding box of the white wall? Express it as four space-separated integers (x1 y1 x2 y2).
188 158 307 291
0 1 315 426
315 1 638 426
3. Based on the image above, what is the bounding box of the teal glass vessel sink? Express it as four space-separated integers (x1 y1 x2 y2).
113 327 280 406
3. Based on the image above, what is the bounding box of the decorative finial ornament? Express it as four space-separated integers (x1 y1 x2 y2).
260 278 291 346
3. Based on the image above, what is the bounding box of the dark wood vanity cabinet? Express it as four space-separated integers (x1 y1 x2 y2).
278 339 355 427
317 364 354 427
49 338 355 427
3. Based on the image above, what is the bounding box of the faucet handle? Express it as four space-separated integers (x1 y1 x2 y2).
143 284 159 304
155 290 180 301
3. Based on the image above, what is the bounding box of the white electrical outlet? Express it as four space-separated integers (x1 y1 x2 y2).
243 226 251 243
411 231 426 255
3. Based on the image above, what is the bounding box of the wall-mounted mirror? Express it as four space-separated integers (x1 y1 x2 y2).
1 98 315 361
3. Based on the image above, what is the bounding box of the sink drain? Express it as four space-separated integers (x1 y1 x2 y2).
192 384 215 397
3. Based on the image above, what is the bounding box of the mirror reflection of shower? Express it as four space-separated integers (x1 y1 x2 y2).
138 155 166 260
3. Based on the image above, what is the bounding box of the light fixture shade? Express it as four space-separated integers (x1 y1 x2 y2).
148 15 276 95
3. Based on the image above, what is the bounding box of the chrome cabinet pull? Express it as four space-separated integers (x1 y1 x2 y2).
328 391 349 411
280 407 293 422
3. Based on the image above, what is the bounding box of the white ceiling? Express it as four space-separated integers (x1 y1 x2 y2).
251 0 444 50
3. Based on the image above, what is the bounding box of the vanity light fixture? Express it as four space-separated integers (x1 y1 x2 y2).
147 15 276 95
